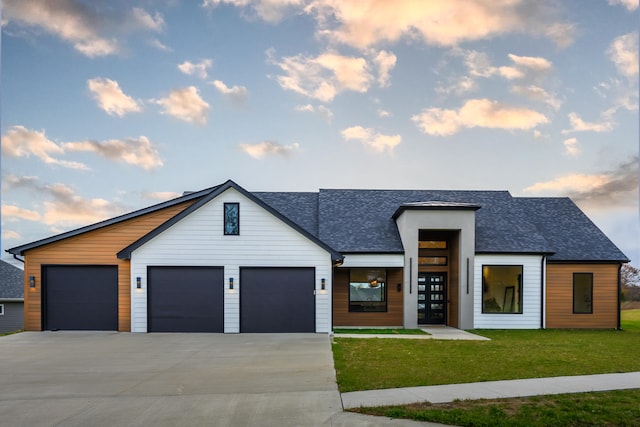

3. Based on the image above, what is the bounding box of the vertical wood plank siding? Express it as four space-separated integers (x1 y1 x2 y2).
546 263 619 328
332 268 404 327
22 201 195 331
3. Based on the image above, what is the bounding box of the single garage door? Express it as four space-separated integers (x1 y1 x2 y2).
43 265 118 331
240 267 315 333
148 266 224 332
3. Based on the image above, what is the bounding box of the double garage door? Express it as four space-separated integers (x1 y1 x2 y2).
42 265 315 333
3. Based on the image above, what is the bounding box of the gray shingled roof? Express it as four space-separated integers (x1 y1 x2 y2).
0 260 24 300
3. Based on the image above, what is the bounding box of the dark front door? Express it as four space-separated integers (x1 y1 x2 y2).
417 272 447 325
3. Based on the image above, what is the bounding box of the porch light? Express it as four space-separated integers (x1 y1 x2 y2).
229 277 234 290
136 277 142 289
321 278 326 290
29 276 35 289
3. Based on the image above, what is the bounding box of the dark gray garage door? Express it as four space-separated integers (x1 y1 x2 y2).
148 266 224 332
240 267 315 333
43 265 118 331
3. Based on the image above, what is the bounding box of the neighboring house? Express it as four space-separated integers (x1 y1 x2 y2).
6 180 628 333
0 260 24 333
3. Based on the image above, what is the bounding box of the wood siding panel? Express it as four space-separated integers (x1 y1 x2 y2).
546 263 619 328
22 201 195 332
332 267 404 327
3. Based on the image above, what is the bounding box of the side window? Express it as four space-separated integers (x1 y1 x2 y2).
349 269 387 312
224 203 240 235
573 273 593 314
0 304 4 315
482 265 523 314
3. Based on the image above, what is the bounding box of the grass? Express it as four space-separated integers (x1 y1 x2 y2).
621 309 640 331
353 389 640 427
333 316 640 392
333 328 428 335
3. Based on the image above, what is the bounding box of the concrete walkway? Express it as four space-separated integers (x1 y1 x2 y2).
342 372 640 409
333 326 489 341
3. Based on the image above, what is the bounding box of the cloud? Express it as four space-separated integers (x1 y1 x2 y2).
464 51 552 80
238 141 300 159
562 112 614 134
178 59 213 79
341 126 401 153
607 32 638 79
2 174 126 229
1 125 88 170
377 109 391 118
608 0 639 11
203 0 304 23
210 80 249 105
436 76 477 96
371 50 397 87
269 49 374 102
511 85 561 110
2 230 22 240
295 104 333 121
62 136 163 171
2 0 164 57
153 86 210 124
87 77 142 117
412 99 548 136
524 156 639 209
142 191 182 201
148 38 172 52
306 0 574 49
1 204 41 222
563 138 580 156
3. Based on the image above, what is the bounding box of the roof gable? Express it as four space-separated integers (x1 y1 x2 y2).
117 180 342 262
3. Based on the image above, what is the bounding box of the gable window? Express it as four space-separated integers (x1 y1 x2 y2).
224 203 240 235
482 265 523 314
349 269 387 312
573 273 593 314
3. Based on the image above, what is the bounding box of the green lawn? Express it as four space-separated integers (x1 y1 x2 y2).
333 316 640 392
333 328 428 335
335 314 640 425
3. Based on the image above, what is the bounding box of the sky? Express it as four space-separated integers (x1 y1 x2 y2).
1 0 638 267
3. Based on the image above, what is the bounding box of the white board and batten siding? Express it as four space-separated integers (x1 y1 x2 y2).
473 254 543 329
129 187 334 333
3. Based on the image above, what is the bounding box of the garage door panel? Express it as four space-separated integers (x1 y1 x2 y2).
44 265 118 331
148 267 223 332
241 267 315 333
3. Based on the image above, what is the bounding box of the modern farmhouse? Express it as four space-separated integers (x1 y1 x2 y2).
7 180 628 333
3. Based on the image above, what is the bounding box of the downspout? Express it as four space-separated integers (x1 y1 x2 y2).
12 254 25 264
617 263 622 330
540 255 546 329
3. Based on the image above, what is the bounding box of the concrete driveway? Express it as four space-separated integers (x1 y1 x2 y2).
0 332 346 426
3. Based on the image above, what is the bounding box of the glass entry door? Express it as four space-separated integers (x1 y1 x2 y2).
417 272 447 324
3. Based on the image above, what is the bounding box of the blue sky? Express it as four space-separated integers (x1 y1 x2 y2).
1 0 638 266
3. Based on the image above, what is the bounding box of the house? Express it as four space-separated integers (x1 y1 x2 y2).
0 259 25 333
6 180 628 333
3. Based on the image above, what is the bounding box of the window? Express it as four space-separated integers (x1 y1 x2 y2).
224 203 240 235
349 269 387 312
482 265 523 314
0 304 4 315
573 273 593 314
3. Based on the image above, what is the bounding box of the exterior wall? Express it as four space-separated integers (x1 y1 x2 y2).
546 263 619 328
21 201 195 332
333 267 404 327
395 210 476 329
0 301 24 333
474 254 543 329
130 187 333 333
340 254 404 268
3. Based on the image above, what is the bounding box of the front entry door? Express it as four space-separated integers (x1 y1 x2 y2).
417 272 447 325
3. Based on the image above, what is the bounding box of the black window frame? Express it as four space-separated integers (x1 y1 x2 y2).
481 264 524 314
223 202 240 235
573 272 593 314
348 268 388 313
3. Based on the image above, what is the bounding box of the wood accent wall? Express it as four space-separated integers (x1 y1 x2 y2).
332 267 403 327
546 263 620 329
448 233 460 328
22 201 195 332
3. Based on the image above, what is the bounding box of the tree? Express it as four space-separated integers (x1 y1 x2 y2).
621 264 640 303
